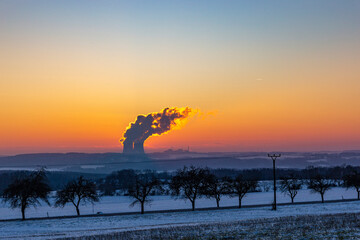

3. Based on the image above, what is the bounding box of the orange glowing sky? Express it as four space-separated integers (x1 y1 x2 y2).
1 1 360 155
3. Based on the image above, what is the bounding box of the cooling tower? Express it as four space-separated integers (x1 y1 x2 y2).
133 142 145 154
123 141 134 154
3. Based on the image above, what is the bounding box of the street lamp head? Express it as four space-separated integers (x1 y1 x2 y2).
268 153 281 158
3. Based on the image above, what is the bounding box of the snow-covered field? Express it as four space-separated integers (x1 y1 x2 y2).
0 187 357 220
1 187 359 239
1 200 360 239
66 212 360 240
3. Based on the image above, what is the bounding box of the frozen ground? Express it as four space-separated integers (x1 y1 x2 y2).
1 200 360 239
0 187 357 220
63 212 360 240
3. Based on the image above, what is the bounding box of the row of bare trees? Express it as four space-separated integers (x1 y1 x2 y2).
170 166 257 211
115 166 360 213
121 166 258 214
280 172 360 204
2 169 99 220
3 167 360 220
280 175 332 203
0 167 258 218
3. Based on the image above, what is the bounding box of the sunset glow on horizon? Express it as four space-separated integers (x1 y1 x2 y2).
1 1 360 155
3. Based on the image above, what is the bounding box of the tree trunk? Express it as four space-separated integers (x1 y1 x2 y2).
216 199 220 208
76 206 80 216
321 193 324 203
141 202 144 214
291 196 294 204
191 200 195 211
238 197 242 208
21 207 26 220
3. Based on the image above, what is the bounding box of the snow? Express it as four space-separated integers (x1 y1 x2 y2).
307 159 328 163
1 200 360 239
1 187 359 239
0 187 357 220
0 167 65 171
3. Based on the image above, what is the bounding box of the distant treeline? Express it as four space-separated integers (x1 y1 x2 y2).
209 165 358 181
0 165 359 195
0 171 105 194
98 165 360 196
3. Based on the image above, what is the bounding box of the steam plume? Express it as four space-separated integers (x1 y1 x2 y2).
120 107 193 154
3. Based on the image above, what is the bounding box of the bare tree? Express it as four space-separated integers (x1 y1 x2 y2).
128 174 161 214
228 175 257 208
307 175 333 203
170 166 211 211
2 168 51 220
280 175 303 203
202 175 230 208
55 176 99 216
343 171 360 200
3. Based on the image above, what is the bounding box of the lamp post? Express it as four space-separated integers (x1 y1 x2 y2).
268 153 281 210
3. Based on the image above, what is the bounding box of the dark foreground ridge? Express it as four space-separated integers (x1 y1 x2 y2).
1 198 358 222
58 211 360 240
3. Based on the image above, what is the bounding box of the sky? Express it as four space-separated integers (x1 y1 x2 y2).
1 0 360 155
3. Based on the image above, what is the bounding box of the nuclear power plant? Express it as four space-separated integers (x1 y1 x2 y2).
122 141 145 154
121 107 192 155
122 141 143 154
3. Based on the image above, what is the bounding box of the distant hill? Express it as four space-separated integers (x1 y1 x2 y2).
0 151 360 173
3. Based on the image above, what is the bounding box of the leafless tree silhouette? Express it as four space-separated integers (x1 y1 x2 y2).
128 174 161 214
2 168 51 220
202 175 231 208
170 166 211 211
280 175 303 203
228 175 257 208
55 176 99 216
307 175 333 203
343 171 360 200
